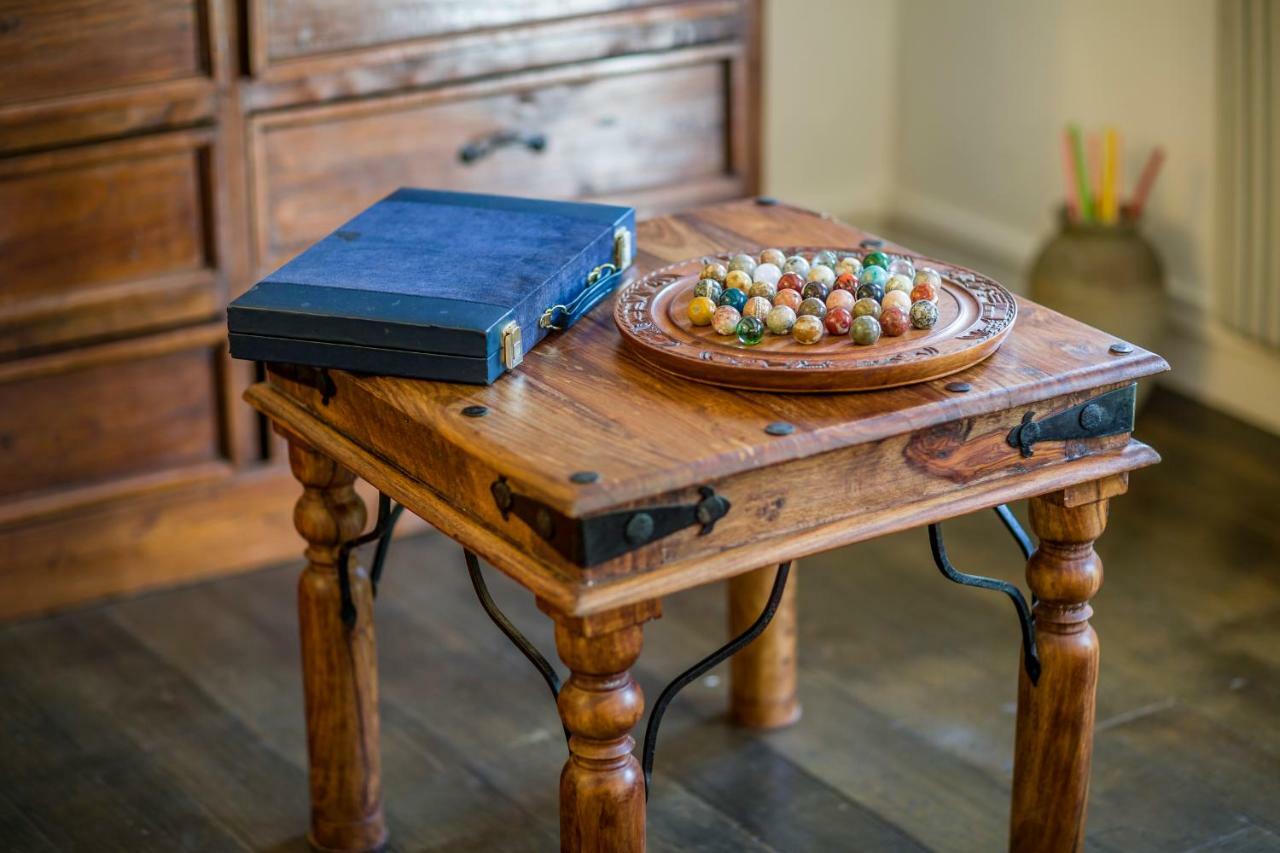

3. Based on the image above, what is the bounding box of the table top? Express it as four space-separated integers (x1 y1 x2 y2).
248 199 1167 614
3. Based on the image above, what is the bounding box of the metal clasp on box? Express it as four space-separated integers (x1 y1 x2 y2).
614 226 633 270
501 320 523 369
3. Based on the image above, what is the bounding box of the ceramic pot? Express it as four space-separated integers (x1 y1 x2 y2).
1028 210 1166 406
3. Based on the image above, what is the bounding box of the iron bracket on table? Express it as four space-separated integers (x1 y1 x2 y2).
929 507 1041 684
491 479 731 567
461 547 792 798
335 492 406 628
1007 383 1136 458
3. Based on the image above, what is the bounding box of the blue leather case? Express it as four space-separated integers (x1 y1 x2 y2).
227 188 635 384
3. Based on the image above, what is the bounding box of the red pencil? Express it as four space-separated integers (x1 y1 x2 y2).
1061 128 1081 222
1128 147 1166 220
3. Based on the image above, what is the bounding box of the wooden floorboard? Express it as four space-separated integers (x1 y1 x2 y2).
0 387 1277 852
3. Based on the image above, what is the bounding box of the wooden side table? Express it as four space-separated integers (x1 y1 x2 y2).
245 200 1167 853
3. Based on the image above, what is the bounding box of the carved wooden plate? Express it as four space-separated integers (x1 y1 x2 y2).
614 247 1017 392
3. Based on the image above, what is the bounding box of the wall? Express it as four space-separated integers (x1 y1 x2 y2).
761 0 897 222
762 0 1280 434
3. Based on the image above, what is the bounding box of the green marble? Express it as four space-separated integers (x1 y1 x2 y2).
850 314 882 345
736 315 766 345
797 297 827 319
863 250 890 270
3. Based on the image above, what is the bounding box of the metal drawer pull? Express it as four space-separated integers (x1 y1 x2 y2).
458 130 547 164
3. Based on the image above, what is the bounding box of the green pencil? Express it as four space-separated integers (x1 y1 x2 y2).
1068 124 1094 222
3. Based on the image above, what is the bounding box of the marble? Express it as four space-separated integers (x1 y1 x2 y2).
774 288 803 312
812 249 839 268
852 297 882 319
825 289 855 313
835 256 863 277
749 280 778 300
724 269 753 292
777 271 805 293
693 278 723 301
914 267 943 291
736 315 766 345
910 299 939 329
688 295 716 326
759 248 787 267
856 282 885 303
728 253 758 276
797 297 827 319
834 272 859 293
862 250 890 271
712 304 742 335
858 265 889 289
701 261 728 283
802 280 830 301
806 264 836 287
910 281 939 304
850 314 882 345
880 306 910 337
718 287 748 311
881 289 911 313
766 304 797 336
792 314 825 344
753 262 782 286
885 274 914 295
888 257 916 279
782 255 811 277
824 306 852 336
743 295 773 319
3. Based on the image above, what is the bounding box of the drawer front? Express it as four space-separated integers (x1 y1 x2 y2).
0 335 223 501
254 0 661 66
0 131 218 356
0 0 206 106
250 54 735 271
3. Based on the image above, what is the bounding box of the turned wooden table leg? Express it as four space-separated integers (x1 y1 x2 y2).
1010 478 1122 853
542 601 660 853
287 436 387 853
728 564 801 728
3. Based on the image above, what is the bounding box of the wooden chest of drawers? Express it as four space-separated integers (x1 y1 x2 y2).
0 0 761 618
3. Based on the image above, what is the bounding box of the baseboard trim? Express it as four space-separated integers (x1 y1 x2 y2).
1161 305 1280 435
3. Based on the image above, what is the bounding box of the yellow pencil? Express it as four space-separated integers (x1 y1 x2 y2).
1101 128 1118 224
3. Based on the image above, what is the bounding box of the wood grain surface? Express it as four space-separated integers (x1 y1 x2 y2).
285 436 387 853
728 564 800 728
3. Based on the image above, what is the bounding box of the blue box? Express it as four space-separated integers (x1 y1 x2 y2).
228 188 634 384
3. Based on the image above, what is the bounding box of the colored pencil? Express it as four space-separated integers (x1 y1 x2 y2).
1128 146 1166 220
1088 132 1103 223
1068 124 1093 222
1100 127 1119 224
1060 128 1081 222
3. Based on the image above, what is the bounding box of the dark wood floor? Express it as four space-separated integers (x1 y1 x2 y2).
2 387 1278 852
